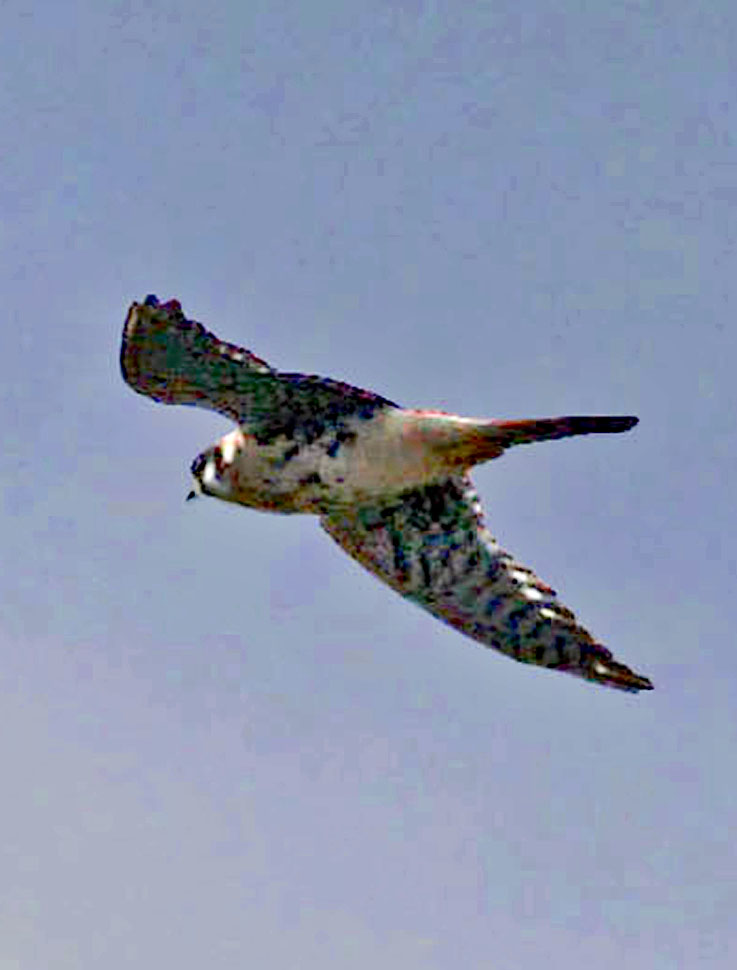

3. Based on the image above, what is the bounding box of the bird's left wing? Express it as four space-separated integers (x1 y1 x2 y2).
320 475 652 692
121 296 398 443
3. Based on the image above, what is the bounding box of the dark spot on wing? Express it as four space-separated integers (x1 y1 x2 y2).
485 595 503 616
389 527 409 579
282 444 300 463
419 553 432 588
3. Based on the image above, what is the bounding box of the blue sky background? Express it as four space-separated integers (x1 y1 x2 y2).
2 1 736 966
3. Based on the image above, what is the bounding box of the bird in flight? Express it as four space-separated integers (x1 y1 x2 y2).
121 295 652 693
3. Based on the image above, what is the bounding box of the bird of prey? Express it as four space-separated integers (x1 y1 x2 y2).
121 295 652 693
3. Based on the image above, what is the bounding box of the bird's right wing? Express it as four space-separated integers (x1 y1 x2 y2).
320 474 652 692
121 296 398 443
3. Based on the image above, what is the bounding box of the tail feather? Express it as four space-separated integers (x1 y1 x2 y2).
489 415 638 448
444 414 639 469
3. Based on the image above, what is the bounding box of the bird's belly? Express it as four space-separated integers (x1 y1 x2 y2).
224 442 328 513
223 414 448 513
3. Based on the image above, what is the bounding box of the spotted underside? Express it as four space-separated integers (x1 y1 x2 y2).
120 296 652 693
320 475 650 690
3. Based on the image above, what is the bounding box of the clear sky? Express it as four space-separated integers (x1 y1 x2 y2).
2 1 736 967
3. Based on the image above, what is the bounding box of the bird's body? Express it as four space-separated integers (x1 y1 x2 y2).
195 410 560 513
121 295 653 693
193 410 453 513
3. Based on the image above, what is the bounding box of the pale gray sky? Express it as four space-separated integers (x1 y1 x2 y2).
2 1 736 967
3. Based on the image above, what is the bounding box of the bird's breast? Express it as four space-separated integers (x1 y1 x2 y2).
218 411 456 513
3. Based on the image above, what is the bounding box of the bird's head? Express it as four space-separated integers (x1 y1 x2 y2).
187 430 245 504
188 444 232 503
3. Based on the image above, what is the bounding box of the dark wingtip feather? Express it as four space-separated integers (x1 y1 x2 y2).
586 655 654 693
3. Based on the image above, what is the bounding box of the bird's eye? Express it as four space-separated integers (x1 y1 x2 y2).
191 453 208 478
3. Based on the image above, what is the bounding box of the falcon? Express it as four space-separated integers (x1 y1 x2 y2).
120 295 652 692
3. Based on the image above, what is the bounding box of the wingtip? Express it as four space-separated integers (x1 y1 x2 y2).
120 297 187 402
588 656 653 693
120 301 143 389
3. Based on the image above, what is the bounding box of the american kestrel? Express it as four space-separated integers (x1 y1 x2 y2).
121 295 652 693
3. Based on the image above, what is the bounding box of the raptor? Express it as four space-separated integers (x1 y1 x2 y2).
121 295 652 693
